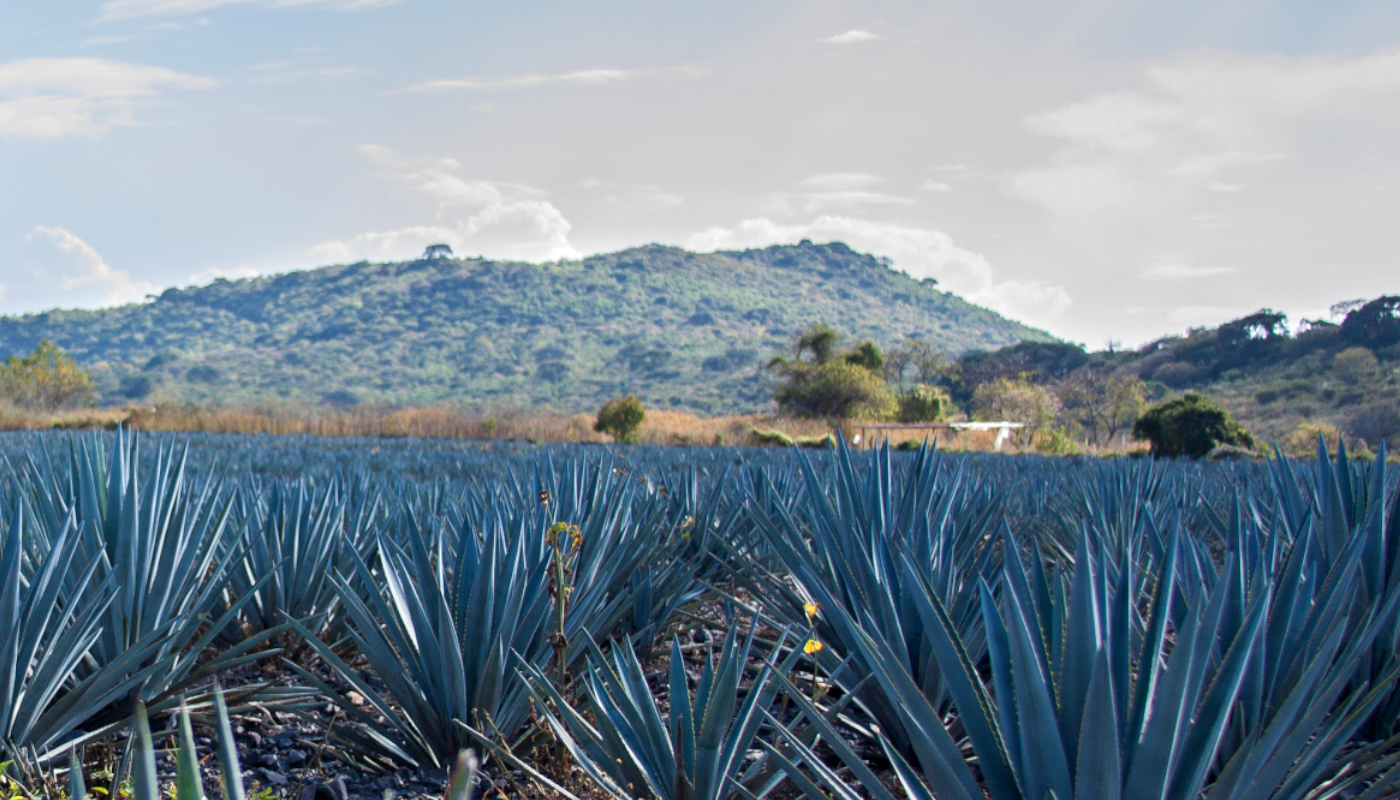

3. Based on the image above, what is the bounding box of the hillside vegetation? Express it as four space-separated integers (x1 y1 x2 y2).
0 241 1049 414
931 298 1400 452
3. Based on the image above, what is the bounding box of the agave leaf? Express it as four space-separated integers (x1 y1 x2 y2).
175 700 203 800
132 701 158 800
1073 649 1120 800
68 748 86 800
211 684 245 800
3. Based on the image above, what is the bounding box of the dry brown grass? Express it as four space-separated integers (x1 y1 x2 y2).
87 403 849 448
0 399 128 431
0 400 1097 454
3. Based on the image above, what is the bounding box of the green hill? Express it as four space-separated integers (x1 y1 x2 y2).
0 241 1053 415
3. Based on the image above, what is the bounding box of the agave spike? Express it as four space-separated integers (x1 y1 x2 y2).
211 683 245 800
132 700 158 800
175 699 203 800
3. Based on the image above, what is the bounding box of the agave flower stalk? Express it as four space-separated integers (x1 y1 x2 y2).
545 519 582 775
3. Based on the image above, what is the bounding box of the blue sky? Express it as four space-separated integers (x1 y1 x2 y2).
3 0 1399 346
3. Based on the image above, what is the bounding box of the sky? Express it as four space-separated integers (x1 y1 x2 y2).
2 1 1399 348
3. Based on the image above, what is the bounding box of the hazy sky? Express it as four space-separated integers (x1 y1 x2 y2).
3 1 1399 347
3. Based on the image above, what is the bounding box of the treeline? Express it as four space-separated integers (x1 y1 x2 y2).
761 295 1400 456
764 326 1155 452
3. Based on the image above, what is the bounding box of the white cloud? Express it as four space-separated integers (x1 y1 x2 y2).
818 29 881 44
405 66 702 93
683 216 1071 326
919 180 951 192
1140 261 1234 280
13 226 155 310
1012 48 1400 229
0 58 213 138
99 0 404 21
308 146 579 263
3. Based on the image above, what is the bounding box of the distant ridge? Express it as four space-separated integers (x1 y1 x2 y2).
0 241 1053 414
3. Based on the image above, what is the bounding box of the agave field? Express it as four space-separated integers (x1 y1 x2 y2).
3 427 1400 800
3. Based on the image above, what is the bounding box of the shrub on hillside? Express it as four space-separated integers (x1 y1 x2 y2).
1152 360 1203 388
594 395 646 443
0 340 96 411
1132 392 1255 458
1333 346 1380 384
1347 402 1400 448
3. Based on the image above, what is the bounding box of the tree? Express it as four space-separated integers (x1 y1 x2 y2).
842 341 884 372
1057 370 1148 446
972 377 1059 426
1340 296 1400 347
972 377 1058 449
1213 309 1290 371
594 395 645 443
0 340 96 411
768 326 897 419
423 243 454 260
1102 376 1149 443
1333 346 1379 384
778 324 840 367
951 341 1087 406
884 340 947 393
1132 392 1254 458
774 360 896 419
897 384 949 423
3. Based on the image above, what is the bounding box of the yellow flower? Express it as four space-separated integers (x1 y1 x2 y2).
804 639 823 654
803 602 819 620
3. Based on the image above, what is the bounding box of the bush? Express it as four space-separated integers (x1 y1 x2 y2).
1132 392 1255 458
1281 421 1344 458
1333 346 1379 384
1034 426 1080 456
594 395 645 443
769 327 896 419
120 374 159 400
897 384 949 423
0 340 96 411
1347 402 1400 448
774 360 896 419
1152 361 1203 388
